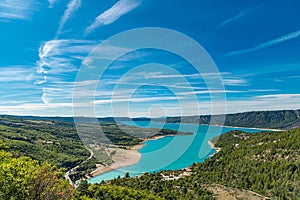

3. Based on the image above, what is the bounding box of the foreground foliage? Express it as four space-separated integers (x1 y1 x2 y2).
77 184 163 200
0 141 74 199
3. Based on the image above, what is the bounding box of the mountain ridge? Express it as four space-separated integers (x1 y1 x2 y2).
2 109 300 130
161 109 300 130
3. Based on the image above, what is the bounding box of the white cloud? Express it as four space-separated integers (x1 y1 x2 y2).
2 92 300 117
41 92 49 105
36 39 97 76
256 93 300 100
48 0 59 8
0 102 83 117
86 45 131 61
217 7 253 29
85 0 141 35
222 78 248 86
225 29 300 57
0 0 38 21
225 94 300 114
136 72 231 80
35 39 99 106
94 96 183 105
0 66 35 82
56 0 81 36
34 76 47 85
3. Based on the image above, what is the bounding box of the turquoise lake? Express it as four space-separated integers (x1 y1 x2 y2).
89 121 266 183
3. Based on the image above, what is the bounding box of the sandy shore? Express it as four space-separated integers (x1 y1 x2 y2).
90 135 168 178
90 125 281 178
91 144 144 177
208 140 221 156
206 124 284 132
145 135 166 141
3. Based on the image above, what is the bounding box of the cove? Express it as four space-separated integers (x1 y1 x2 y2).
89 121 266 183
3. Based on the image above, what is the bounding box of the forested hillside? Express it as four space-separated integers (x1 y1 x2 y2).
164 109 300 129
6 109 300 130
0 115 189 182
1 114 299 199
97 128 300 199
194 129 300 199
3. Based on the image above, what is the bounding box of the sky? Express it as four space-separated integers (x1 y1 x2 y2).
0 0 300 117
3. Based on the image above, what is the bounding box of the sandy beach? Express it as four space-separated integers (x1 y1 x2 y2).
91 144 144 177
90 124 280 178
90 135 168 178
145 135 166 141
208 124 284 132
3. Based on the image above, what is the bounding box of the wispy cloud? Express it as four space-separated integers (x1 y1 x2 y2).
85 0 141 35
224 94 300 114
3 93 300 117
256 93 300 100
112 71 248 87
217 7 254 29
136 72 231 80
36 39 97 77
36 39 98 105
0 66 35 82
56 0 81 36
0 0 38 21
225 29 300 57
48 0 59 8
222 78 248 86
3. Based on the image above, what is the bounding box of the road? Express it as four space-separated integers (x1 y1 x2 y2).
64 148 94 186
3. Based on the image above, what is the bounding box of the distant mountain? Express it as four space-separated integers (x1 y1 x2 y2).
162 109 300 130
3 115 150 123
3 109 300 130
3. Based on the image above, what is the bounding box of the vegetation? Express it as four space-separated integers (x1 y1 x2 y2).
0 140 74 199
164 109 300 129
1 114 300 199
92 128 300 199
1 138 213 200
0 115 188 182
192 129 300 199
76 183 164 200
0 116 90 168
101 173 215 199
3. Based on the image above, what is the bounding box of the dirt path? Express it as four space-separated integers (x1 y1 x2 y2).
64 148 94 186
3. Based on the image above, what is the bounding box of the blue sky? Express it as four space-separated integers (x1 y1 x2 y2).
0 0 300 117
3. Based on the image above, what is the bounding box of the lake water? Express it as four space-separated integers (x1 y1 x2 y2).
89 121 265 183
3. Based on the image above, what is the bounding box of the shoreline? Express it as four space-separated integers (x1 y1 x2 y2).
211 124 284 132
164 122 284 132
89 124 280 180
208 140 221 157
145 135 166 141
90 135 166 178
127 120 283 132
90 144 144 177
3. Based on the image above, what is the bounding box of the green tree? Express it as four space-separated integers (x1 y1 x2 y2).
0 148 74 199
